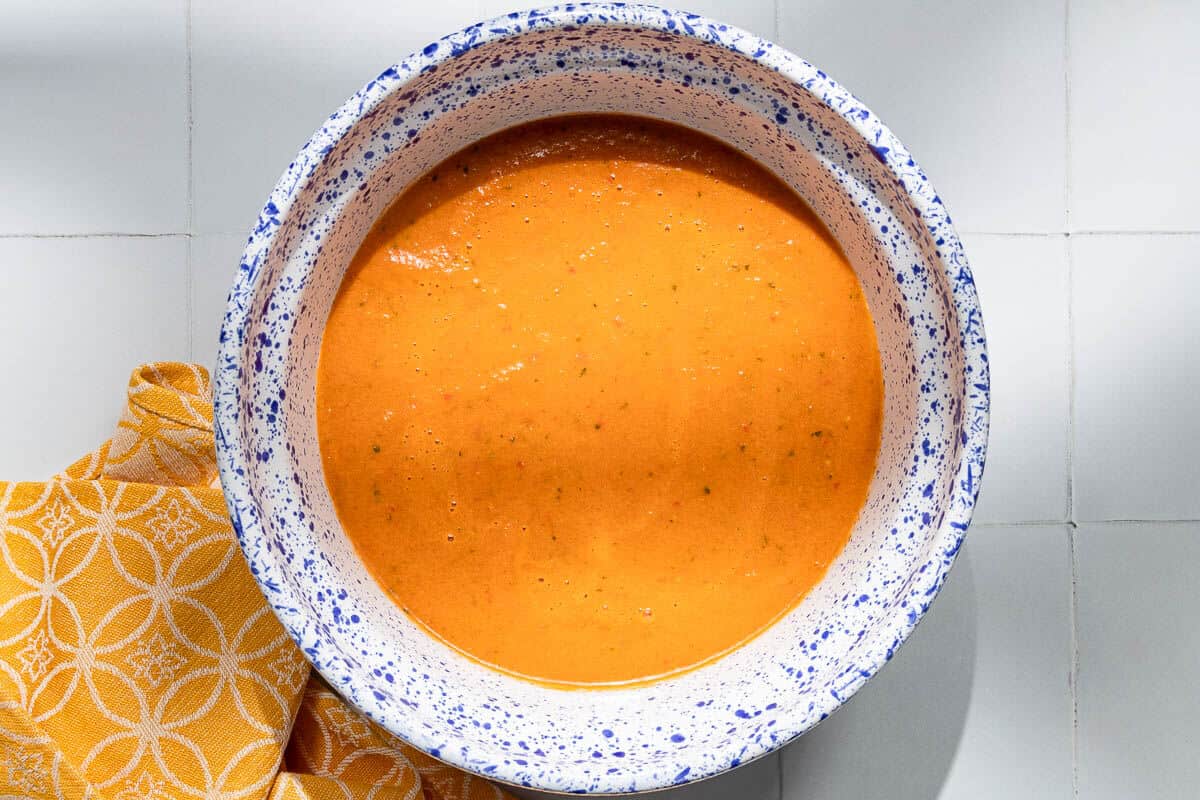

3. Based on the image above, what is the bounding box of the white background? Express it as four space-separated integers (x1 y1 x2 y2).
1 1 1197 797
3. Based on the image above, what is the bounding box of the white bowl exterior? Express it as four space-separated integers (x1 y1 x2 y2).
214 4 989 793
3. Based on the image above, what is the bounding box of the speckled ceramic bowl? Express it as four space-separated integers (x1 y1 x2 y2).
214 3 988 794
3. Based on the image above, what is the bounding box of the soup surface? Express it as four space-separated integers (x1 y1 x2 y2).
317 115 883 685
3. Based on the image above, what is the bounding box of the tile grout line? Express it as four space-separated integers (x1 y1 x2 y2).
954 230 1200 238
773 0 781 42
185 236 195 360
1064 0 1073 235
1065 233 1076 528
1070 518 1200 527
975 521 1075 529
960 231 1067 238
1068 228 1200 236
1068 521 1080 800
1062 8 1079 791
775 751 784 800
973 519 1200 529
184 0 195 362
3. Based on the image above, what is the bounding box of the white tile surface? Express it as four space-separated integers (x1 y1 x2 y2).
963 234 1069 523
189 233 246 372
1070 1 1200 231
1076 522 1200 799
781 525 1073 800
0 237 189 479
0 0 188 234
778 0 1066 234
191 0 487 234
1073 234 1200 521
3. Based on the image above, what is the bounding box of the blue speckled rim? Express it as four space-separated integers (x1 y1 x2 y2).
216 3 989 793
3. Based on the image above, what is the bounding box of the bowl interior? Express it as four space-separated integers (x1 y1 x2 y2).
216 7 985 794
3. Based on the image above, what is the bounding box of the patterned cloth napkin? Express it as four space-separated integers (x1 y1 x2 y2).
0 363 512 800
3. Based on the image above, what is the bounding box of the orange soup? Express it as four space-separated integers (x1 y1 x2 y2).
317 115 883 685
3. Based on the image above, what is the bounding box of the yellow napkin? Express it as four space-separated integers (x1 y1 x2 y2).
0 363 512 800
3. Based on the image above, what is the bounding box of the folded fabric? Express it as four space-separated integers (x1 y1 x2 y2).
0 363 513 800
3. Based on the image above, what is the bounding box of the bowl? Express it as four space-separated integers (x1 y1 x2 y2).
214 3 989 793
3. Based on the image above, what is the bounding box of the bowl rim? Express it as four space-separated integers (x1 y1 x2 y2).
215 2 990 792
